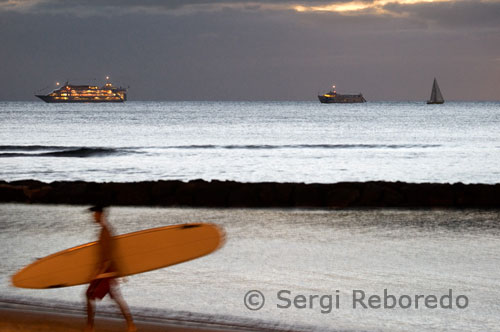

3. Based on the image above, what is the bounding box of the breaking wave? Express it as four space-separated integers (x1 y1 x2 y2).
0 146 129 158
161 143 440 150
0 143 440 158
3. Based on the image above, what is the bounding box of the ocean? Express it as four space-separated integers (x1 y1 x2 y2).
1 101 500 331
1 101 499 184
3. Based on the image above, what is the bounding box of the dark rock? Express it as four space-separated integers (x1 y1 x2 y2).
46 181 89 204
151 180 183 205
24 185 53 202
380 184 405 206
1 179 499 208
272 183 294 207
227 182 261 207
426 183 455 206
358 182 384 206
9 180 46 189
326 183 361 208
192 180 229 207
113 182 153 206
463 184 500 207
293 183 326 207
0 184 28 202
254 183 277 206
400 183 427 206
174 181 199 206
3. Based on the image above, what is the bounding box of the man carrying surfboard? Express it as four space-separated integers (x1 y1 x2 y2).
12 207 224 331
85 205 136 332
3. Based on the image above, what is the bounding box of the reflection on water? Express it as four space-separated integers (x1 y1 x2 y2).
1 101 500 183
1 204 499 331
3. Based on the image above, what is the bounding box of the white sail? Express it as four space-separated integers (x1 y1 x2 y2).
427 78 444 104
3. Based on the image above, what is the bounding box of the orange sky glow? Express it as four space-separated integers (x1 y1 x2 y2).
294 0 456 14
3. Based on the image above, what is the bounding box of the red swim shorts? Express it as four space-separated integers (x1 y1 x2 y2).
87 278 114 300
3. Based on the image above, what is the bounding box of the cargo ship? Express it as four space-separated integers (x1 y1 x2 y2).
318 85 366 103
36 80 126 103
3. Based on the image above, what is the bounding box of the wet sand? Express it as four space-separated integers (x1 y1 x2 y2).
0 303 258 332
2 204 499 331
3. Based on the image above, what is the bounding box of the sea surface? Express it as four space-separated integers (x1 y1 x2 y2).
1 101 499 184
1 205 499 331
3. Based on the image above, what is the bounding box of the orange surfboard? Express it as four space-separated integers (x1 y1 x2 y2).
12 223 225 289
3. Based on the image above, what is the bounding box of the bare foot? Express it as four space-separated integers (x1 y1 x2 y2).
84 325 95 332
127 324 137 332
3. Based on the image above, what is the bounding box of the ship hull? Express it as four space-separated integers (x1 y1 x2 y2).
318 94 366 103
36 95 125 103
35 81 127 103
426 101 444 105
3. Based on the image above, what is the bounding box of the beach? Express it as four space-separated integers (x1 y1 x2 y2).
0 305 264 332
0 302 265 332
0 306 238 332
2 204 499 332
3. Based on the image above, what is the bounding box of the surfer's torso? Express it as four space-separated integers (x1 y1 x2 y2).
98 223 117 274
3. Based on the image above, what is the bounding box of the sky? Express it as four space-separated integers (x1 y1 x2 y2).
1 0 499 101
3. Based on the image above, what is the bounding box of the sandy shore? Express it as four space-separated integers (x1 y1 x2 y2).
2 205 499 331
0 302 258 332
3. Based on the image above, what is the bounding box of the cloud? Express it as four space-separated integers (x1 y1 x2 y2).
1 0 499 100
383 0 500 28
293 0 500 33
294 0 455 15
0 0 474 16
1 0 499 33
0 0 350 15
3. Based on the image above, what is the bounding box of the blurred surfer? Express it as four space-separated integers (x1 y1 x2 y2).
85 205 136 332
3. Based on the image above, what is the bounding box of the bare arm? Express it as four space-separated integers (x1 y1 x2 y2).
93 223 118 279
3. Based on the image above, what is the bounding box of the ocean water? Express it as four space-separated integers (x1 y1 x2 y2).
0 101 499 183
1 205 499 331
1 102 500 331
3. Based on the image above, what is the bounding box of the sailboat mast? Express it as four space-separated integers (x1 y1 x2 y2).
430 78 437 102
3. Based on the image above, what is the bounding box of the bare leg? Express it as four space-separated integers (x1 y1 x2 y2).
85 296 95 332
109 285 136 331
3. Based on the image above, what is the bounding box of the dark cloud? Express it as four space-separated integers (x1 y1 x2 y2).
0 1 499 101
383 0 500 29
0 0 359 15
2 0 499 28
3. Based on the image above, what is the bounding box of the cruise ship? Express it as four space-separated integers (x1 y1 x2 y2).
318 85 366 103
36 80 127 103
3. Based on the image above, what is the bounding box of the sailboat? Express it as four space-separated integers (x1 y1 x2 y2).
427 78 444 104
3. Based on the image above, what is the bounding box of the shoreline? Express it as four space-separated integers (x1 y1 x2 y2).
0 299 286 332
2 207 499 331
1 179 499 208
